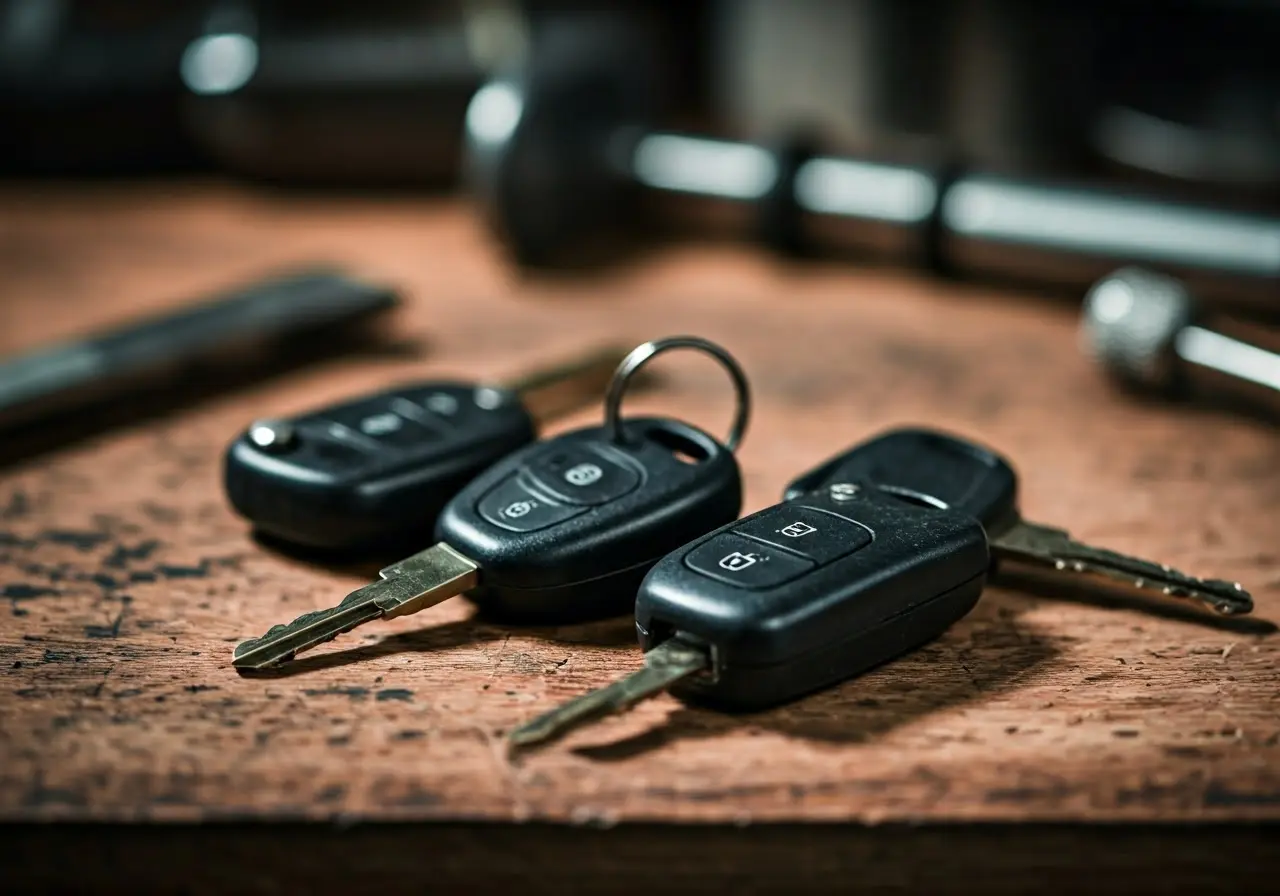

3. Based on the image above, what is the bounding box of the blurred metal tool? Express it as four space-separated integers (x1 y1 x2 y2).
794 160 1280 314
1082 267 1280 418
0 268 397 433
466 37 1280 315
935 173 1280 317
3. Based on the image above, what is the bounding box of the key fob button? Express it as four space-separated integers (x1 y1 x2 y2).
421 391 462 417
734 506 872 566
684 533 815 590
319 400 441 450
526 447 640 506
306 432 377 466
287 422 381 465
398 384 516 426
477 475 587 532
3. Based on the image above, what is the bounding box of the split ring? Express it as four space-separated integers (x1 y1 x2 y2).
603 336 751 452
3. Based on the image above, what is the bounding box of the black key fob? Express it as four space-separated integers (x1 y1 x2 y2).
224 382 535 552
635 483 989 709
436 417 742 622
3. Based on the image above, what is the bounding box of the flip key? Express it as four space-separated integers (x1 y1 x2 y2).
782 427 1252 616
508 469 990 749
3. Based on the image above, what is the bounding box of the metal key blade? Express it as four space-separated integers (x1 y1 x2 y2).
232 591 384 671
991 520 1253 615
232 543 480 669
508 637 709 751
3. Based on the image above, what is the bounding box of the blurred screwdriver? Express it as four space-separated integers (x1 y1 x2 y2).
0 267 398 434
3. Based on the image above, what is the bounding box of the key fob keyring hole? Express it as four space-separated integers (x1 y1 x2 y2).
645 425 710 465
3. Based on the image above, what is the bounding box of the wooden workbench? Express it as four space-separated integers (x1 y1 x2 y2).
1 182 1277 894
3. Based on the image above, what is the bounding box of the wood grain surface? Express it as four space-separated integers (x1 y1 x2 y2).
1 182 1278 888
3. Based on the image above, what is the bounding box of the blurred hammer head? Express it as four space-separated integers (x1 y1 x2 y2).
1081 267 1197 394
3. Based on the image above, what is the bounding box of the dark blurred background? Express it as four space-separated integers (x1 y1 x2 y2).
4 0 1278 204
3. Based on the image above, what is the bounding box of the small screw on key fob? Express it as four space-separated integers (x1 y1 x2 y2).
508 478 989 748
224 345 626 552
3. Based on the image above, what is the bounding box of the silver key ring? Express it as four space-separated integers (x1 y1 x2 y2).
603 336 751 452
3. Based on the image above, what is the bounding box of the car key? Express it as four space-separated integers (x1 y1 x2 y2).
782 427 1253 616
231 336 751 670
224 344 631 552
508 477 990 748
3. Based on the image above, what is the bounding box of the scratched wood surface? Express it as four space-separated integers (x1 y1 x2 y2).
1 182 1278 836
